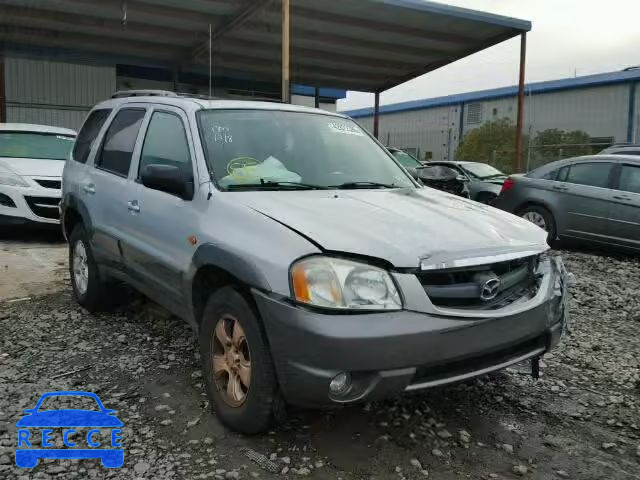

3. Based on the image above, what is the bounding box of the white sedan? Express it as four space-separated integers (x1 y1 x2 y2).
0 123 76 225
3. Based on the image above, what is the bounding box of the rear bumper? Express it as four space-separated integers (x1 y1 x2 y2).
253 265 567 406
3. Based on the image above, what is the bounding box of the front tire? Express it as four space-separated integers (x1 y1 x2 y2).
68 225 111 312
519 205 556 244
200 287 282 434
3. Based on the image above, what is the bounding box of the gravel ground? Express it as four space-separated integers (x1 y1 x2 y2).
0 249 639 479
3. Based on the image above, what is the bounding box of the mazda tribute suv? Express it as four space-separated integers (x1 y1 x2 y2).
61 90 569 434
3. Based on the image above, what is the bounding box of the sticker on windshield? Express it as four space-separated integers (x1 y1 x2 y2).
211 125 233 144
227 156 260 175
327 121 364 136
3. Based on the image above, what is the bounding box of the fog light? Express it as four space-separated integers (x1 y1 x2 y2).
329 372 351 395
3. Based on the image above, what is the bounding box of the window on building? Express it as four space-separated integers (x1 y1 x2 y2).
72 109 112 164
139 111 192 178
492 107 498 116
564 162 613 188
466 103 483 124
617 164 640 194
96 109 146 177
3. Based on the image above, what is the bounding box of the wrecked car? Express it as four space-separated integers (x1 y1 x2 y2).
61 91 570 434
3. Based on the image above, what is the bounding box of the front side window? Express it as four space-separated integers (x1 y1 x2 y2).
139 111 192 178
390 150 421 168
564 162 613 188
0 132 75 160
617 164 640 194
197 110 414 190
72 109 111 163
96 108 145 177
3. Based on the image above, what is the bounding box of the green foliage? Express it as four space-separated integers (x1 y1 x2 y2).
531 128 593 162
455 118 525 173
456 120 594 173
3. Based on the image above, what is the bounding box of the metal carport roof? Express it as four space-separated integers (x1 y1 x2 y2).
0 0 531 93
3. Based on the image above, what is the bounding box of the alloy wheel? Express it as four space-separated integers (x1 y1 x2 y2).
72 240 89 295
522 211 547 231
211 314 251 407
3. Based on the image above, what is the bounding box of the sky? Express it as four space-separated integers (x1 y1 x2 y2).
337 0 640 111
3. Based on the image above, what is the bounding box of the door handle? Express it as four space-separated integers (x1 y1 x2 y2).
552 185 568 191
613 194 631 201
127 200 140 213
82 183 95 195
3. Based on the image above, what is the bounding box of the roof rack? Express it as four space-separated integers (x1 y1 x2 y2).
111 90 178 98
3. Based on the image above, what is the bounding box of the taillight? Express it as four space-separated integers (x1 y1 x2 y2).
500 177 516 194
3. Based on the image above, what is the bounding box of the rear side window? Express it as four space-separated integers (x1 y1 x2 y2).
564 162 613 188
541 169 558 180
72 109 111 163
617 165 640 194
96 109 145 177
139 111 191 178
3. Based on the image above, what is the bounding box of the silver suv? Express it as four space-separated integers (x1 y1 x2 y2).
61 91 569 434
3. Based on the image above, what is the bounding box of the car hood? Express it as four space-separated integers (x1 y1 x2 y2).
16 410 123 427
232 188 548 268
0 157 65 177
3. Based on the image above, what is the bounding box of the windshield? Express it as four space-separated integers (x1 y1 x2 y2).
0 132 75 160
390 150 421 168
197 110 415 190
461 163 504 179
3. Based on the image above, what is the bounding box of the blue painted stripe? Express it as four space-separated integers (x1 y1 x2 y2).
344 69 640 118
628 83 637 143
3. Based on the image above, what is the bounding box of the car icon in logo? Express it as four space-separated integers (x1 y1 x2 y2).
15 391 124 468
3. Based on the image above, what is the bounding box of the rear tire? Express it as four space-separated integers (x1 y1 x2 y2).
200 287 282 434
68 225 112 312
519 205 556 244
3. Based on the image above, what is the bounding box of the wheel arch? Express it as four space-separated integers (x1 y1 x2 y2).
187 243 272 326
61 194 93 241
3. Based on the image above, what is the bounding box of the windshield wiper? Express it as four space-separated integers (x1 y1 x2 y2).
332 181 396 189
226 180 328 191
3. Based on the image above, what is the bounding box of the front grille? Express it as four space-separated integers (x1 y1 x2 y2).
34 179 62 189
417 255 539 310
25 196 60 219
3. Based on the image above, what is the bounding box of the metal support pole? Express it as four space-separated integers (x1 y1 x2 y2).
373 92 380 139
0 56 5 123
281 0 290 104
515 32 527 172
314 87 320 109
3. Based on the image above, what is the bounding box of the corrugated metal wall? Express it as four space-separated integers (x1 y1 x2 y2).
353 83 634 162
4 57 116 130
356 105 461 161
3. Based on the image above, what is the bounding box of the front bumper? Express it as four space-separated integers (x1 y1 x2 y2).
253 258 568 406
0 182 61 225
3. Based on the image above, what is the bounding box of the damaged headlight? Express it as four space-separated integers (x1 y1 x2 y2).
290 256 402 310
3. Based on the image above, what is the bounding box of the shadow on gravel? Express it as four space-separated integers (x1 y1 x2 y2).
0 224 64 244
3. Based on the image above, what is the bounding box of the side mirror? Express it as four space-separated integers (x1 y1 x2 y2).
24 408 35 414
141 164 193 200
456 174 470 182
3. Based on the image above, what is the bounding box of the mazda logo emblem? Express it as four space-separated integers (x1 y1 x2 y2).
480 278 501 301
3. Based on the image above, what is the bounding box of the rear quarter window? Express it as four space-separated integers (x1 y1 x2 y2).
72 109 112 164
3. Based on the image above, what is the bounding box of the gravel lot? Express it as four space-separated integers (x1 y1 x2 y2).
1 235 639 479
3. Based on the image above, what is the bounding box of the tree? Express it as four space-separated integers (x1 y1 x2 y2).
531 128 592 163
455 118 526 173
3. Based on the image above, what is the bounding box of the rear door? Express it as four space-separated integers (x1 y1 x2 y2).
88 106 148 270
552 159 615 242
607 162 640 249
118 105 199 314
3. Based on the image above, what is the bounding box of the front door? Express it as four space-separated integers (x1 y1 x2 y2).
119 106 200 314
